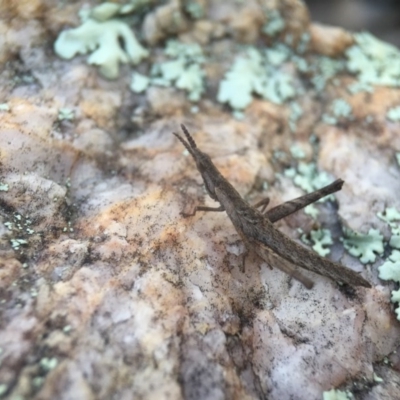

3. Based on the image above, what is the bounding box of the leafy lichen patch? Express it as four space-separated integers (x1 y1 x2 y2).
342 228 384 264
346 32 400 87
217 46 296 110
322 99 353 125
147 40 205 101
54 17 148 79
301 228 333 257
386 105 400 122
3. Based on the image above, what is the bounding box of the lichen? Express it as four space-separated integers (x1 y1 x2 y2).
386 105 400 122
346 32 400 87
342 228 384 264
130 72 150 93
379 250 400 282
323 389 353 400
58 108 74 121
0 103 10 111
347 81 373 94
310 56 345 92
289 102 303 132
149 40 205 101
379 250 400 320
377 207 400 248
217 46 296 110
184 0 205 19
54 16 148 79
262 9 285 37
302 228 333 256
290 144 305 159
322 99 353 125
377 208 400 320
284 162 333 195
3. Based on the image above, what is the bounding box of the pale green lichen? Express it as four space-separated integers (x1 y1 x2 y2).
392 289 400 319
323 99 353 125
304 204 319 219
386 106 400 122
54 17 148 79
310 56 345 92
284 162 332 195
150 40 205 101
218 47 296 110
218 49 262 110
379 250 400 320
377 207 400 248
130 72 150 93
262 9 285 37
90 2 121 21
289 102 302 132
184 0 205 19
58 108 74 121
0 384 8 396
296 32 311 55
10 238 28 250
0 103 10 111
323 389 353 400
347 81 373 94
346 32 400 87
302 228 333 256
332 99 352 117
290 144 305 159
342 228 384 264
0 182 9 191
379 250 400 282
40 357 58 372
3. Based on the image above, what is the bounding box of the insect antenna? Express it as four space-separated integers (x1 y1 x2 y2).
173 131 196 157
180 124 198 150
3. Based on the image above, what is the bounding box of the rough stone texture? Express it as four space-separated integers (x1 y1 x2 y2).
0 1 400 400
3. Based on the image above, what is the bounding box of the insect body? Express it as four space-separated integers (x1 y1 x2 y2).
174 125 371 289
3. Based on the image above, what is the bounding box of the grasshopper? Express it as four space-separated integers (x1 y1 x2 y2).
174 125 371 289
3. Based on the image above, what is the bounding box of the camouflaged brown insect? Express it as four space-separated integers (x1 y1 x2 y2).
174 124 371 289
